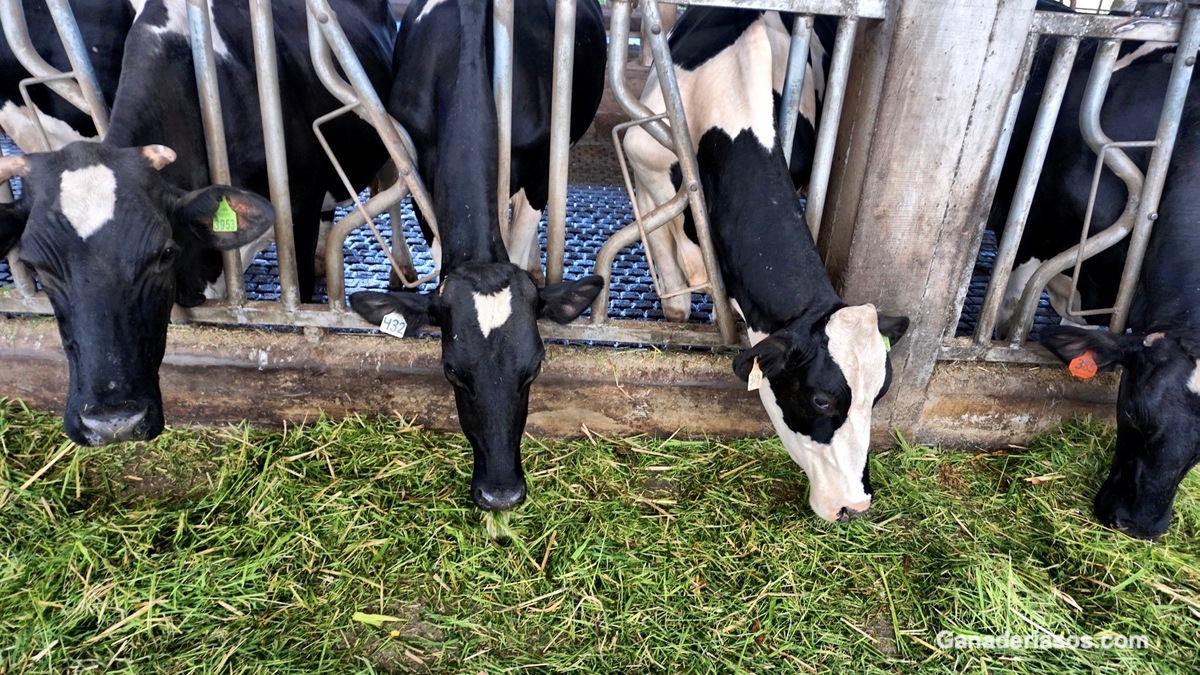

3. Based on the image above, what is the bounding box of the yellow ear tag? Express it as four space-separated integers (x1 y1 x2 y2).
747 356 764 392
882 334 892 352
212 197 239 233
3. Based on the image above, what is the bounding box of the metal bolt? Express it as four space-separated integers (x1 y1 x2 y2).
401 168 411 177
1186 56 1196 67
650 24 661 35
688 183 699 193
1149 212 1159 221
317 12 329 23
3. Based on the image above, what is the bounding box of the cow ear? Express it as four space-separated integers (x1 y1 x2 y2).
733 334 794 382
349 290 438 335
538 274 604 324
0 202 28 257
877 313 910 346
174 185 275 250
1040 326 1141 372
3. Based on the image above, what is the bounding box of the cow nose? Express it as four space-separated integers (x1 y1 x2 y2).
79 403 150 445
836 500 872 523
473 484 526 512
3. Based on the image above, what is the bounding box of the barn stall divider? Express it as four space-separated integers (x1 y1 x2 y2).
0 0 1193 446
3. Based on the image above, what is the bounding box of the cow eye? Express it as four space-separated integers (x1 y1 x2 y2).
812 393 834 412
157 245 178 268
443 363 474 395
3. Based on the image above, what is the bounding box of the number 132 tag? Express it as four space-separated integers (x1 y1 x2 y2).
379 312 408 338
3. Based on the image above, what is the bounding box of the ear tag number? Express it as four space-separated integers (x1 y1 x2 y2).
379 312 408 338
747 356 764 392
1068 349 1098 380
882 334 892 352
212 197 239 233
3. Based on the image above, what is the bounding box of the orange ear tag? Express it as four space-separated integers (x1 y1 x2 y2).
1068 349 1098 380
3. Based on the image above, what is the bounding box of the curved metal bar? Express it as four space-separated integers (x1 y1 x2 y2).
640 0 738 345
306 0 440 305
606 0 673 149
1109 7 1200 331
1009 39 1137 344
779 14 813 170
0 0 91 117
186 0 244 305
975 35 1078 343
804 15 856 239
44 0 108 135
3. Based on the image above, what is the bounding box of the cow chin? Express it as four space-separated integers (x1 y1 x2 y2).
64 397 164 447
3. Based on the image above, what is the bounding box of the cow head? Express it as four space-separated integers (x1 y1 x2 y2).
0 142 274 446
1041 326 1200 539
734 304 909 522
351 265 603 511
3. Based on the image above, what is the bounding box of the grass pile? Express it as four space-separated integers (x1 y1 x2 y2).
0 398 1197 672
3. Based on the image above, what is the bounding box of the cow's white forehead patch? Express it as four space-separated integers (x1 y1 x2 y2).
473 286 513 339
826 305 888 403
60 165 117 240
1188 360 1200 396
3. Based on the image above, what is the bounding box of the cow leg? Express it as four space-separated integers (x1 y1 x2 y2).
293 208 321 304
507 188 545 286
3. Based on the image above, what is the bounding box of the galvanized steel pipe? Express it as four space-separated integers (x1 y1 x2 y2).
44 0 108 136
0 0 92 122
494 0 515 237
545 0 577 285
779 15 813 171
975 36 1079 343
804 16 856 239
187 0 244 305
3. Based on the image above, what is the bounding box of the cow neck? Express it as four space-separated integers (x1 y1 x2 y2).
697 127 844 335
435 2 506 277
1134 146 1200 332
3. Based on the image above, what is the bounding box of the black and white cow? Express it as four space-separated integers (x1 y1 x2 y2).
990 5 1199 538
623 9 908 522
637 10 835 323
348 0 606 512
0 0 134 150
0 0 397 446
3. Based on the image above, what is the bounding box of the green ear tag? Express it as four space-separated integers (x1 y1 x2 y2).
212 197 239 233
881 334 892 352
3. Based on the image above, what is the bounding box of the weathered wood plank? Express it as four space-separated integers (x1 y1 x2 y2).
821 0 1038 438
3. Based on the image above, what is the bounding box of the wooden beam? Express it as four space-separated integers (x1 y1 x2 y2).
820 0 1038 437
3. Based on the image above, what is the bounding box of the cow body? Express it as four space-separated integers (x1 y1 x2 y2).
349 0 605 512
0 0 396 447
634 10 834 323
0 0 134 150
623 9 908 522
990 8 1200 538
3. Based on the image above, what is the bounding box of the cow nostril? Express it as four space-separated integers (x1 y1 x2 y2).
837 506 867 523
474 485 527 512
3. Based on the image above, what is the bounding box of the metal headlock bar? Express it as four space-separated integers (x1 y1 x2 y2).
971 3 1200 352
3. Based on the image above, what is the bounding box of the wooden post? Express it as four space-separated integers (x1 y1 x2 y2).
819 0 1037 440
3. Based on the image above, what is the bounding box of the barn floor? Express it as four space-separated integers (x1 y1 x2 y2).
1 133 1061 339
0 402 1195 672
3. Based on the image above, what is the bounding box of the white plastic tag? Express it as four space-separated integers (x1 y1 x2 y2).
379 312 408 338
747 357 763 391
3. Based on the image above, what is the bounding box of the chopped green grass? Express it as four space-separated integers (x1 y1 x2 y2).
0 398 1196 673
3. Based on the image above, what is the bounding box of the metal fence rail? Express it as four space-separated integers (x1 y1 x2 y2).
1 0 884 350
594 0 885 347
966 3 1199 354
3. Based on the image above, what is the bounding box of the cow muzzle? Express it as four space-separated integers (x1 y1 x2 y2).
472 480 527 512
76 402 152 446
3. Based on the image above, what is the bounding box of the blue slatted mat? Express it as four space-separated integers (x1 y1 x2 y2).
0 134 1060 339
